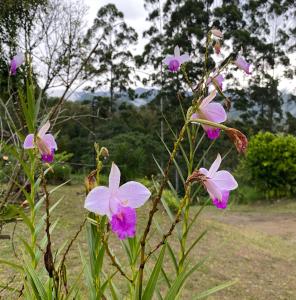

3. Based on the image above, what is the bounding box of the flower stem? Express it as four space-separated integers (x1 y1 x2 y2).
138 122 188 299
190 118 229 131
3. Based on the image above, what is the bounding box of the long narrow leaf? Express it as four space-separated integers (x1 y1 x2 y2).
142 243 166 300
193 279 238 299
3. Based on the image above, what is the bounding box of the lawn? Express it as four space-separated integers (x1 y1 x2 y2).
0 184 295 299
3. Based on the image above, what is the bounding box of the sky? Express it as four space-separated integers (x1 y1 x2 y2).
85 0 148 54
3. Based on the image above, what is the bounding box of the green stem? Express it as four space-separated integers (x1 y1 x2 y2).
190 118 228 131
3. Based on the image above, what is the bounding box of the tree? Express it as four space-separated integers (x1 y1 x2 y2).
84 4 138 112
215 0 295 131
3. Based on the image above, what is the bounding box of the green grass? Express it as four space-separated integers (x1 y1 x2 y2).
0 184 296 299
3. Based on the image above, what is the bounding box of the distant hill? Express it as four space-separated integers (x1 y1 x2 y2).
47 88 159 107
47 88 296 117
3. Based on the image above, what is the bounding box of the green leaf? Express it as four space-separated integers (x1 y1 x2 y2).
164 257 209 300
142 243 166 300
183 230 207 261
23 260 48 299
0 259 23 271
193 279 238 299
109 277 121 300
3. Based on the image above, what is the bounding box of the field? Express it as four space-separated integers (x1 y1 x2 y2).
0 184 296 299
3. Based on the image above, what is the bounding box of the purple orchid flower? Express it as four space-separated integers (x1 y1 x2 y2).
235 55 252 75
23 121 57 163
84 163 151 238
10 52 24 75
110 206 136 240
163 46 190 72
199 154 238 209
191 90 227 140
206 74 224 91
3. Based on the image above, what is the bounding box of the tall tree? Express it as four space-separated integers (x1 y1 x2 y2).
84 4 138 112
215 0 295 131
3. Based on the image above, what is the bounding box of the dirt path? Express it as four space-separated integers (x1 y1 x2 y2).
195 206 296 299
205 210 296 242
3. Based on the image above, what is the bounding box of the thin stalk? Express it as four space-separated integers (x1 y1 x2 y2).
138 122 188 298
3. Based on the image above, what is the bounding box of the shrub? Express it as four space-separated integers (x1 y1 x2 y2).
239 132 296 198
46 164 72 184
162 189 179 213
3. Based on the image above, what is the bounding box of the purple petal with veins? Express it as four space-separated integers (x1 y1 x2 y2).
169 59 180 72
10 53 24 75
110 206 136 240
212 190 229 209
41 149 55 163
206 128 221 139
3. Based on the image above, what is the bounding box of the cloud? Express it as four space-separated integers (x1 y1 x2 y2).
87 0 146 21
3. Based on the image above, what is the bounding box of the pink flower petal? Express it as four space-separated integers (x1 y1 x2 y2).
163 55 174 65
213 74 224 90
179 53 190 64
208 153 222 177
117 181 151 208
84 186 112 218
200 102 227 123
174 46 180 57
10 60 17 75
235 56 251 75
211 29 223 38
212 170 238 191
199 167 209 177
14 53 24 66
10 53 24 75
204 179 222 201
38 121 50 138
191 113 198 120
23 134 35 149
43 134 57 150
200 91 217 108
109 162 121 193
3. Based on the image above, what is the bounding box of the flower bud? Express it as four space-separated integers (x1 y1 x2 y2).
214 40 221 54
223 98 231 111
226 128 248 154
186 170 207 187
211 28 223 39
85 170 97 194
100 147 109 158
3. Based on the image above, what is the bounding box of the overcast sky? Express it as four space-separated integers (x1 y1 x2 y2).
86 0 148 54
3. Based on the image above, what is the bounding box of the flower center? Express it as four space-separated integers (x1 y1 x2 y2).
169 59 180 72
36 137 51 155
121 199 128 206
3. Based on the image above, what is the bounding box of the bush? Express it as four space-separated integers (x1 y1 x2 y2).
239 132 296 199
162 189 179 213
46 164 72 184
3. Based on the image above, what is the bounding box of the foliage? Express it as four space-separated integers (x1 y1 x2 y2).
162 189 179 213
239 132 296 198
46 164 71 184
